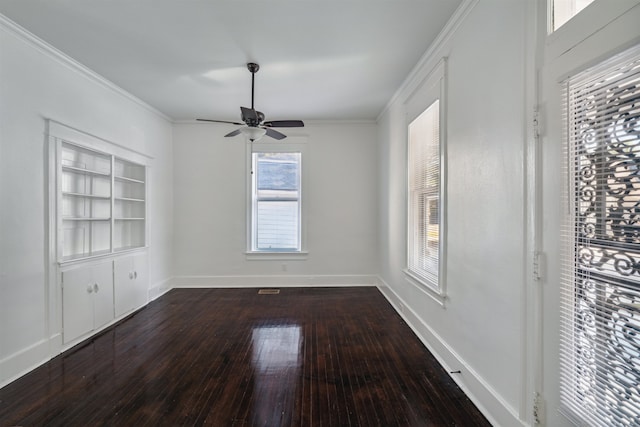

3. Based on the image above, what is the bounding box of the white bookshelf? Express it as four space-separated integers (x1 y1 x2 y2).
113 157 146 252
57 141 147 262
48 121 152 348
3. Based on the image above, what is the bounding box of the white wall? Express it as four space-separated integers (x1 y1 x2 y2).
377 1 530 425
0 16 174 386
538 1 640 426
172 122 378 284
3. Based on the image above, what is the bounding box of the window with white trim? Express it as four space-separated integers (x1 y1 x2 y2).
404 59 446 300
561 43 640 426
408 100 441 290
251 151 301 252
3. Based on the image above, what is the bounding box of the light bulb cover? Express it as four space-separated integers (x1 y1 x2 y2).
240 126 267 141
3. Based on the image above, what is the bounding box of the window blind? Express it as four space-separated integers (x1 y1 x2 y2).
561 44 640 426
408 100 440 288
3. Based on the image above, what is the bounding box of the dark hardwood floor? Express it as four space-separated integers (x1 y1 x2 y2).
0 287 490 426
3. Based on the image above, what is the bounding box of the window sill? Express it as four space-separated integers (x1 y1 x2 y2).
403 269 446 307
245 251 309 261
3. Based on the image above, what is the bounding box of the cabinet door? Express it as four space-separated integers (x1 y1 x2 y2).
114 257 135 317
92 261 114 329
114 253 148 317
131 253 148 309
62 266 94 343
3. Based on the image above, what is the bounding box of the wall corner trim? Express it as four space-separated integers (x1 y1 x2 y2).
375 276 527 427
0 13 172 123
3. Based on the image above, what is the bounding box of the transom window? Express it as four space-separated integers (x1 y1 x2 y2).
551 0 595 31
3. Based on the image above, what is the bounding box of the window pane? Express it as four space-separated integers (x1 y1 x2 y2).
253 152 301 251
408 100 440 287
256 201 299 250
257 152 300 192
552 0 595 30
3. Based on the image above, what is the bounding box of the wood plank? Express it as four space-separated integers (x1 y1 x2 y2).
0 287 491 426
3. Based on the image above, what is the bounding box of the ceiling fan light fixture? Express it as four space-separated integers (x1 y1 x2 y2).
196 63 304 140
240 126 266 141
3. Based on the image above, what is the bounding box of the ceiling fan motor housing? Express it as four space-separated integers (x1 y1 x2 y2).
241 107 265 126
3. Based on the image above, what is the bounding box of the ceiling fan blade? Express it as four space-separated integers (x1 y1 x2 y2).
224 129 242 137
263 120 305 128
265 128 287 140
197 118 244 125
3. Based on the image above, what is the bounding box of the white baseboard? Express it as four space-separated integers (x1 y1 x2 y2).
0 338 51 389
149 277 173 301
376 277 526 427
171 274 379 288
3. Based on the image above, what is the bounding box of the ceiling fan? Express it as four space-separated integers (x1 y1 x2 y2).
197 62 304 141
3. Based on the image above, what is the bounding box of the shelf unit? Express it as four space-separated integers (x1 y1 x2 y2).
48 121 152 351
58 141 146 262
113 158 146 252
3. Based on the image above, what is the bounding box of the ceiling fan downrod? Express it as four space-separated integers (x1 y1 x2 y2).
247 62 259 110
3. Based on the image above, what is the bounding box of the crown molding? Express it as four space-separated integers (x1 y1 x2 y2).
0 13 172 123
376 0 480 122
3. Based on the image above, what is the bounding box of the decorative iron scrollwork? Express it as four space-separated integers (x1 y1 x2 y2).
571 55 640 424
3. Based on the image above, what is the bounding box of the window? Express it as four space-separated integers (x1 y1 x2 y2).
551 0 595 31
404 59 446 301
251 152 301 252
407 99 443 293
561 44 640 426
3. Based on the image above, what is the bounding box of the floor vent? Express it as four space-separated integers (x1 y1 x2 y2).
258 289 280 295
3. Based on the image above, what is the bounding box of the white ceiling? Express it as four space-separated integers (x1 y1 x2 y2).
0 0 462 122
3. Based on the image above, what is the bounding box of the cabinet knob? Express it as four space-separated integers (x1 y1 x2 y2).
87 284 93 293
134 271 138 279
129 272 134 279
94 283 99 293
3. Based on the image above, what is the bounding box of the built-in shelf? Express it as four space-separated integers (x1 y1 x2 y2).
114 245 148 253
61 249 113 263
115 175 144 184
50 121 152 356
63 217 111 221
58 141 146 263
63 192 111 199
62 164 111 177
115 197 145 202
